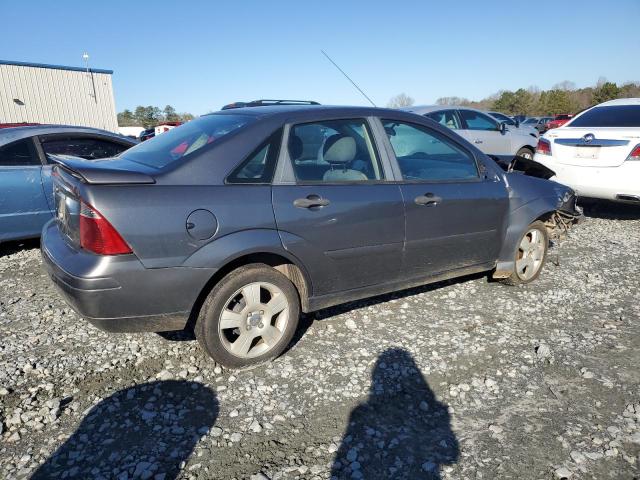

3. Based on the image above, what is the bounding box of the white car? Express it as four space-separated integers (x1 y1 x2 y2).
405 106 539 167
488 111 540 138
534 98 640 203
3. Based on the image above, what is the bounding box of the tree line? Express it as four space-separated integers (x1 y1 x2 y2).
388 78 640 116
435 79 640 116
117 105 195 128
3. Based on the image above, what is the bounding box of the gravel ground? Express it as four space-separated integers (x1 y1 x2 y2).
1 201 639 480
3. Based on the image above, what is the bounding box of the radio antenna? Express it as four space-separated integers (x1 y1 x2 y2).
321 50 376 107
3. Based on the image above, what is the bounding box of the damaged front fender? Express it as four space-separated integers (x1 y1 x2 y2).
492 175 582 279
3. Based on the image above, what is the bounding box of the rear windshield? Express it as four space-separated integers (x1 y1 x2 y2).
569 105 640 128
120 114 253 169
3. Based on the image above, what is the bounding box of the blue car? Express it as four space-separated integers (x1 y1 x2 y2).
0 126 136 243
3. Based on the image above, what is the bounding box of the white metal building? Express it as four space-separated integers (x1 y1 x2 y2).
0 60 118 132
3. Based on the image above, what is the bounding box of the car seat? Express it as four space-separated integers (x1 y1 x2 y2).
322 135 368 182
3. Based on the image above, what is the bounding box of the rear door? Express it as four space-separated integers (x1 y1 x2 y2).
458 109 511 157
272 118 404 296
0 138 52 241
379 118 509 277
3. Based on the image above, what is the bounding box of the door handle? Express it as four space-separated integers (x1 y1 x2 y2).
414 193 442 206
293 195 330 209
474 139 483 144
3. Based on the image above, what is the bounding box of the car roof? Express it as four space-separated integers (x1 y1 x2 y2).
595 97 640 107
0 125 135 146
208 104 405 120
403 105 487 115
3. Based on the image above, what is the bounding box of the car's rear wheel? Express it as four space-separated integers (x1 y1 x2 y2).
516 147 534 160
501 221 549 285
195 264 300 369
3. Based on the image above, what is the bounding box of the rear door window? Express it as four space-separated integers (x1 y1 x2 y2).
459 110 500 131
382 120 479 181
40 136 130 160
0 139 40 166
288 119 383 182
425 110 462 129
227 130 282 183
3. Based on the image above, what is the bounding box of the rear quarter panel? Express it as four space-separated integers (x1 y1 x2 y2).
83 185 277 268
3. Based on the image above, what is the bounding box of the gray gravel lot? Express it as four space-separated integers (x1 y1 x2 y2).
1 201 639 480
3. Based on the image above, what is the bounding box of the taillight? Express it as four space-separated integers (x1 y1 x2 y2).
536 138 552 156
79 201 132 255
626 144 640 161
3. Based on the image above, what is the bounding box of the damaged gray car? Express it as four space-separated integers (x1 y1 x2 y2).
41 105 581 368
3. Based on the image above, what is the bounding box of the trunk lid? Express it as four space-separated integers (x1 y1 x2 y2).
51 156 155 248
49 154 156 184
545 127 640 167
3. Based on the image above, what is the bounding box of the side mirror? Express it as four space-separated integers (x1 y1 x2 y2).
499 122 507 134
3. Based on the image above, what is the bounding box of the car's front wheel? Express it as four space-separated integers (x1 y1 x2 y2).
195 264 300 369
501 221 549 285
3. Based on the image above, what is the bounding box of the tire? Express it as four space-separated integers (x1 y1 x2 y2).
195 263 300 369
500 221 549 285
515 147 534 160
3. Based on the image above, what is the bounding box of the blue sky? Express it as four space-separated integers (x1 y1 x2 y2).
3 0 639 115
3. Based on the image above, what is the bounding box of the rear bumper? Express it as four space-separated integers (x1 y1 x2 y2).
533 155 640 202
41 221 216 332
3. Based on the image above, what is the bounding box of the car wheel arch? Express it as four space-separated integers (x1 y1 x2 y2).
493 198 558 278
186 251 312 333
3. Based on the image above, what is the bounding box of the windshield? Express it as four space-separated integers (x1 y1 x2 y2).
555 114 571 120
121 114 254 169
569 105 640 128
523 118 537 124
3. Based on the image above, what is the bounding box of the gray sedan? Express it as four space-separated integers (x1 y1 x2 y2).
41 105 580 368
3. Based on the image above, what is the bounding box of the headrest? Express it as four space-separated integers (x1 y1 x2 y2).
323 135 356 164
289 134 303 160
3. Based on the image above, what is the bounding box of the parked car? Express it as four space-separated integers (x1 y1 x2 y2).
222 99 320 110
534 98 640 203
521 116 554 134
405 106 539 167
0 125 136 243
42 105 580 368
487 111 539 138
546 114 573 130
138 128 155 142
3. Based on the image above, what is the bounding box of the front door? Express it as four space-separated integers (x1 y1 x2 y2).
272 118 404 296
380 118 509 278
0 138 52 241
457 109 511 158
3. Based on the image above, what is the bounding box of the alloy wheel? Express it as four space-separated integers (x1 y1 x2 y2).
217 282 290 359
516 228 545 281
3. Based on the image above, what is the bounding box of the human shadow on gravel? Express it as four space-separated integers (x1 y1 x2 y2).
331 348 459 479
31 380 218 480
